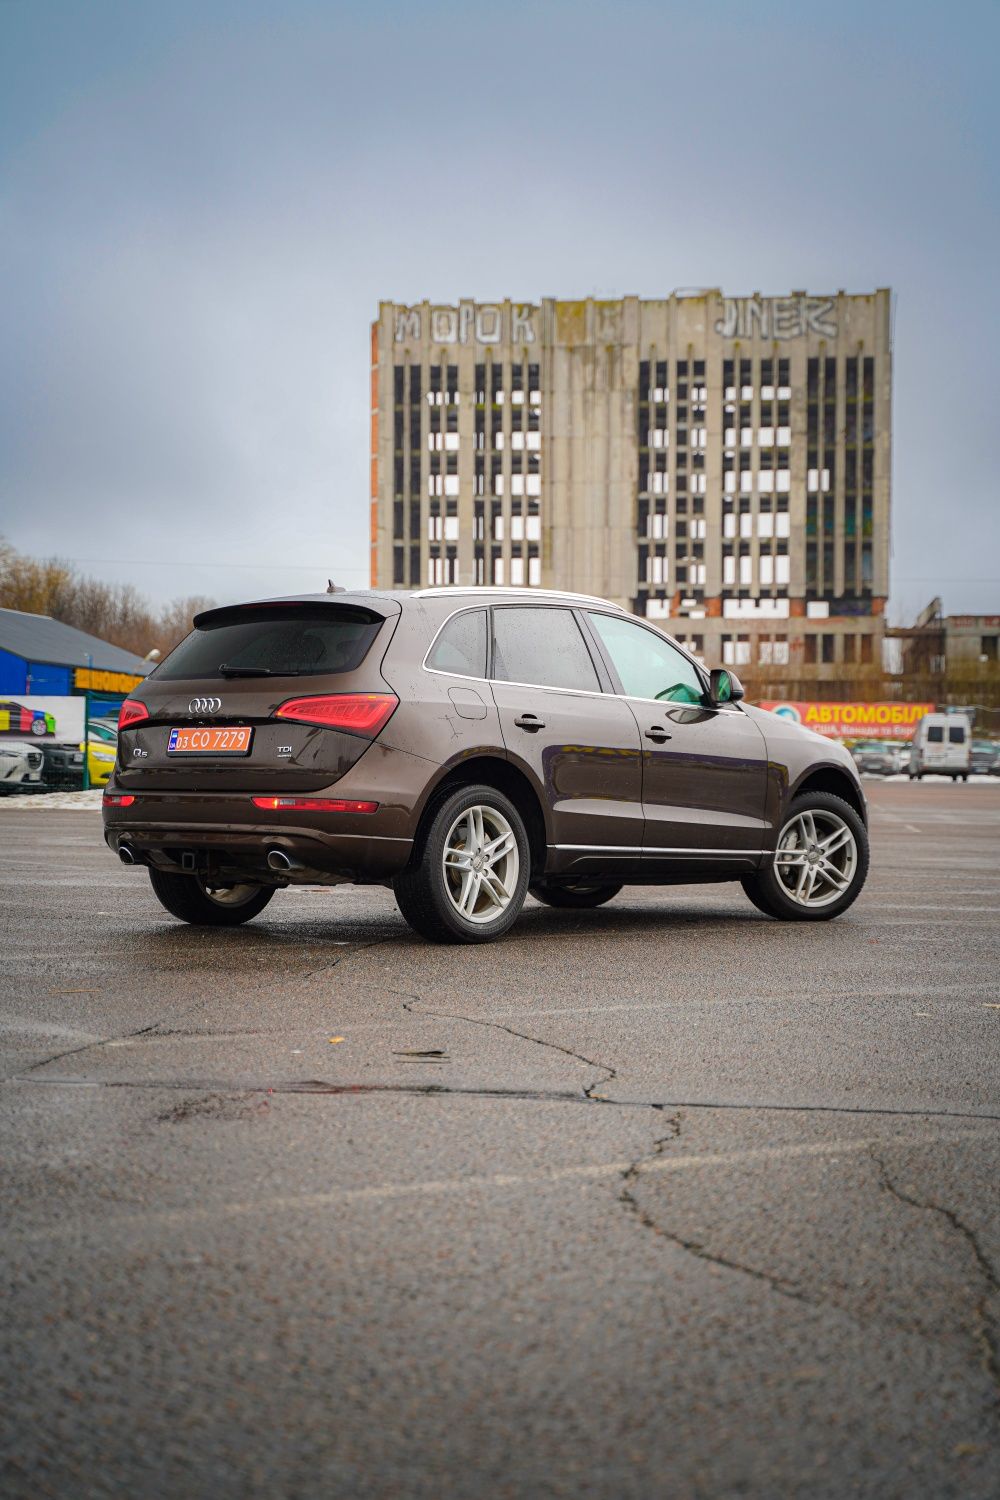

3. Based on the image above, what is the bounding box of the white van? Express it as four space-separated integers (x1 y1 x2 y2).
909 713 972 780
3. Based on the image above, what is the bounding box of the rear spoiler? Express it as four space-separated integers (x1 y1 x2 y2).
193 596 402 630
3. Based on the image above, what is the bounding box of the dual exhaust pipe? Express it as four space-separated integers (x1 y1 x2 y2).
118 842 302 875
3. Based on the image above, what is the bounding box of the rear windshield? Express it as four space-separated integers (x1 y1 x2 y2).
948 725 966 744
156 606 383 680
926 725 944 743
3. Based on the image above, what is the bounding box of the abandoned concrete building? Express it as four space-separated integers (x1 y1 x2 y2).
370 291 891 684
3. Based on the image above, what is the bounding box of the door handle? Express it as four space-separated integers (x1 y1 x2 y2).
514 714 545 731
645 726 672 743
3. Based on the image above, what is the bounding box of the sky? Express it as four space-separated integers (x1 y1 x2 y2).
1 0 997 625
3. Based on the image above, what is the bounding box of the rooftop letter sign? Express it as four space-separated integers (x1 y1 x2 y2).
714 295 837 339
394 303 536 345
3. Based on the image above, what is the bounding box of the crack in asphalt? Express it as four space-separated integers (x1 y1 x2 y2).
8 1072 1000 1126
4 995 214 1085
2 935 400 1085
397 991 618 1101
298 935 403 984
14 1075 623 1105
618 1116 812 1303
871 1149 1000 1402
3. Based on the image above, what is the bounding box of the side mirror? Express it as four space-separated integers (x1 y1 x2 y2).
709 668 745 706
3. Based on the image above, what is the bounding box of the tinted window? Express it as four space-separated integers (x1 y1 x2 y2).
588 612 704 705
926 725 944 743
427 610 487 677
157 606 382 679
493 607 600 692
948 725 966 744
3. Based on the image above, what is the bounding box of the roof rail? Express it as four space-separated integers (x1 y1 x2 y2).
410 586 626 612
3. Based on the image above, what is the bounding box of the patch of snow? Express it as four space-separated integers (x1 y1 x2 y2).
0 789 104 810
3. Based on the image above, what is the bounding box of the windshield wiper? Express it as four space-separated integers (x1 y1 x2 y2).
218 663 308 675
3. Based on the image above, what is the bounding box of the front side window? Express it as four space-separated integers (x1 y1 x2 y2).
426 610 487 678
588 612 704 705
492 607 600 693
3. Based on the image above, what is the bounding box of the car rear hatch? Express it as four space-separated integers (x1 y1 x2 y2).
114 598 401 794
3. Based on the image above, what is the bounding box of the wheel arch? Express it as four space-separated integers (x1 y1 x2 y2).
791 765 867 824
408 753 549 875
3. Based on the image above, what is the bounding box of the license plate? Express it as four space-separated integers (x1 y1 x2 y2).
167 726 253 755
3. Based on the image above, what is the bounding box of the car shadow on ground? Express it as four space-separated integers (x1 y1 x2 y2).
130 896 791 968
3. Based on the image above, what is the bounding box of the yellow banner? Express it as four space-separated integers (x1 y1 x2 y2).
73 667 145 694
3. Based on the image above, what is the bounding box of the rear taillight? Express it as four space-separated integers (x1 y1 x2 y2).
103 793 136 807
250 796 379 813
274 693 398 736
118 699 149 730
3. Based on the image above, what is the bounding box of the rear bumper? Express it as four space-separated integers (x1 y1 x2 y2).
104 817 411 883
102 741 435 882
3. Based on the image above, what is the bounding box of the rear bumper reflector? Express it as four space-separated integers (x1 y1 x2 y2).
103 793 136 807
250 796 379 813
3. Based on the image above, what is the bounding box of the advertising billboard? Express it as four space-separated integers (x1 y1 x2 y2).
760 701 935 740
0 695 86 743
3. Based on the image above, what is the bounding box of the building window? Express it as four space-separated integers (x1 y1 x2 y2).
759 639 790 666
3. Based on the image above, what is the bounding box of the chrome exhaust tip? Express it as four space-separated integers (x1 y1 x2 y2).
267 848 293 872
118 844 137 866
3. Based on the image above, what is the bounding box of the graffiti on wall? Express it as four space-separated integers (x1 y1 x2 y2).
394 303 536 345
714 295 838 340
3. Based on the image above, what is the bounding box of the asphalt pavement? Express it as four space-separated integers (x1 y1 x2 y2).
2 781 999 1499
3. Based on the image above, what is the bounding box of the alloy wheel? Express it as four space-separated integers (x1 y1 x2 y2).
442 804 519 925
773 809 858 909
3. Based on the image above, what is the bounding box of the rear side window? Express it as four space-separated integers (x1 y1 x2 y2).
948 725 966 744
156 606 383 679
926 725 944 743
426 610 487 678
492 607 600 692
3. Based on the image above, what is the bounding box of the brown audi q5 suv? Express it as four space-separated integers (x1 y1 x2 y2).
103 587 869 943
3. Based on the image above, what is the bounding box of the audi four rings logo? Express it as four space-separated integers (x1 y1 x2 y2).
188 696 222 714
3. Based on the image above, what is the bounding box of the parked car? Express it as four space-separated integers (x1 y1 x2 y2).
103 588 871 942
970 740 1000 776
909 712 972 780
882 740 910 773
83 730 117 787
0 700 56 737
0 739 44 790
41 742 85 788
850 740 897 777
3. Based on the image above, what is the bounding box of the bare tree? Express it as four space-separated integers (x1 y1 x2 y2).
0 537 214 658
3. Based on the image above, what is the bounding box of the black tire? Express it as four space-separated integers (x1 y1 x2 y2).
530 880 622 910
741 791 869 922
148 867 274 926
393 783 530 944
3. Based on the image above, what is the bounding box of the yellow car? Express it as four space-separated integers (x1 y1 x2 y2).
81 721 118 787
